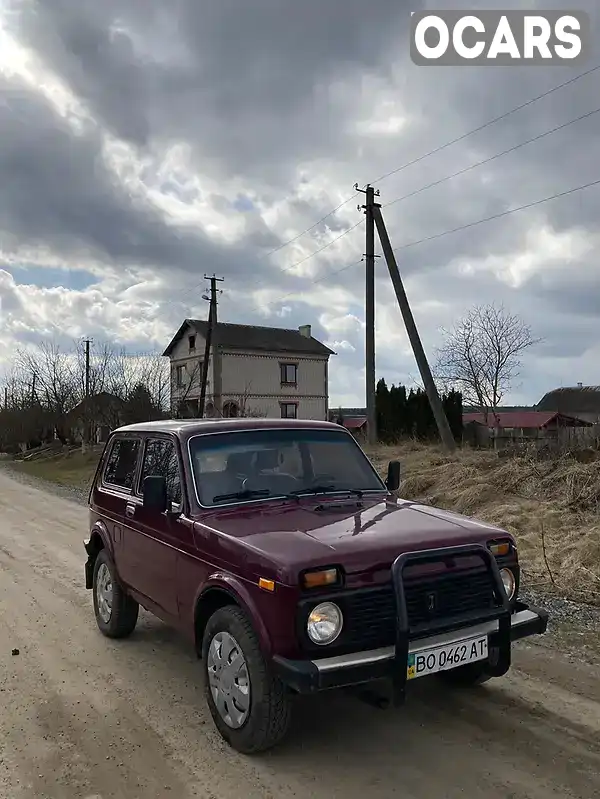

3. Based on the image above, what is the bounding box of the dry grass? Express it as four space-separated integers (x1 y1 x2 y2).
368 442 600 605
12 446 102 490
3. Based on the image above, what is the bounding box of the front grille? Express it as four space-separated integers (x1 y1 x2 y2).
343 588 396 649
405 568 497 627
299 565 502 655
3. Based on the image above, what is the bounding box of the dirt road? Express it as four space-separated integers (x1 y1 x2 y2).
0 470 599 799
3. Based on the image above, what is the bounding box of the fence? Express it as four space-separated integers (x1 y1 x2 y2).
463 423 600 452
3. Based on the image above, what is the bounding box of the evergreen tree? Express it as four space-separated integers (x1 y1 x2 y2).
375 378 391 441
375 378 463 443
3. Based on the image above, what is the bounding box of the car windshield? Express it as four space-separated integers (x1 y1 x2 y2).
188 427 386 506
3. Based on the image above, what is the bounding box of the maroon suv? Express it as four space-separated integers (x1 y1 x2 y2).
84 418 548 753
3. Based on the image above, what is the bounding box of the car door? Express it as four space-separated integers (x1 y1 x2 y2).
121 435 186 619
97 434 143 578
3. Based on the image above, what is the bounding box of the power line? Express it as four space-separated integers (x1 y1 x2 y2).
166 217 365 310
261 194 360 260
247 65 600 264
390 177 600 254
273 219 364 278
245 258 363 317
163 66 600 317
373 63 600 184
384 106 600 209
249 176 600 314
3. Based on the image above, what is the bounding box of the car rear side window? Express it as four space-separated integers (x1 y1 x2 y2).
140 439 182 506
103 438 140 490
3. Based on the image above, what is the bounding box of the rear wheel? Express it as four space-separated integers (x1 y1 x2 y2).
92 549 139 639
202 606 292 754
437 661 492 687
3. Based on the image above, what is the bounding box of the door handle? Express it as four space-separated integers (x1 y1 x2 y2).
125 503 136 518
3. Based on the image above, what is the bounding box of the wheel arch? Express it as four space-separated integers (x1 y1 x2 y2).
84 521 112 589
194 578 272 659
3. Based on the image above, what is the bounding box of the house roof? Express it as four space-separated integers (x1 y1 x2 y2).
162 319 335 357
463 405 533 414
463 411 591 428
536 386 600 414
343 417 367 430
67 392 124 419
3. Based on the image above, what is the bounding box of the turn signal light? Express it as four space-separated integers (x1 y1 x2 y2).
302 568 340 589
258 577 275 592
489 541 511 557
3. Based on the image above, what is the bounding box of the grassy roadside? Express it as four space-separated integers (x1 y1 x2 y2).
11 447 101 491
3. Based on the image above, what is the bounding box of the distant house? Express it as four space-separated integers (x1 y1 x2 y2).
66 392 125 444
328 408 368 439
163 320 335 420
463 410 591 448
536 385 600 424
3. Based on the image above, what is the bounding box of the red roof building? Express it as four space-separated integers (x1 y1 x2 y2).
463 411 590 429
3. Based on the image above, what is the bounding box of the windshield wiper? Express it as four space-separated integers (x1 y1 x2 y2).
212 489 271 503
289 484 364 498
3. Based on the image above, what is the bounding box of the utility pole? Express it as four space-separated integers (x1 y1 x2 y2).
356 183 380 445
4 386 7 408
82 338 92 452
198 275 224 417
31 372 37 405
371 192 456 453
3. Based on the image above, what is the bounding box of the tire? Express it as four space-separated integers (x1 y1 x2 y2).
436 661 493 687
202 606 292 754
92 549 139 639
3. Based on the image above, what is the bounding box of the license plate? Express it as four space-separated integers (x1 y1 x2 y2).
407 635 488 680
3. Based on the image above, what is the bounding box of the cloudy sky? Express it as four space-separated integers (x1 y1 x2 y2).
0 0 598 407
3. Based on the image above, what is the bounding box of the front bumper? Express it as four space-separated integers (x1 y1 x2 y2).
273 602 548 694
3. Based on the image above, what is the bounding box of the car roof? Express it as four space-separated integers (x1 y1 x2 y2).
112 417 345 438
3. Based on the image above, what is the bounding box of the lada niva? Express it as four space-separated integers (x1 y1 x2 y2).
84 418 548 752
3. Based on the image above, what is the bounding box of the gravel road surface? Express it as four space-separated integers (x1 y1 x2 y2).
0 468 599 799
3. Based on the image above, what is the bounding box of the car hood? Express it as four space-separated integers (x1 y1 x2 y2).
197 497 511 583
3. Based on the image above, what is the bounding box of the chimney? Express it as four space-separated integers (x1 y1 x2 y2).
298 324 311 338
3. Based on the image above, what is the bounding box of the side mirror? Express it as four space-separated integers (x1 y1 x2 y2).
143 475 168 513
385 460 401 492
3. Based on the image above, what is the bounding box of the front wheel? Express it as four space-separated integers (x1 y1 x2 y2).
202 606 292 754
92 549 139 639
436 661 493 687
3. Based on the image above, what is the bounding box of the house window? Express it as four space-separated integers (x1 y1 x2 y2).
188 334 196 351
175 364 186 387
280 403 297 419
223 401 239 418
280 363 297 385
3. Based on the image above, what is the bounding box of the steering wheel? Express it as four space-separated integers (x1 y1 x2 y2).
241 472 300 492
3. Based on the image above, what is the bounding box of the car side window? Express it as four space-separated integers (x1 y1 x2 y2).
140 438 182 506
103 438 140 491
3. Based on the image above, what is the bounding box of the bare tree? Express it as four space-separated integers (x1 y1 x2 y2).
170 358 203 418
0 366 50 450
15 343 79 443
106 349 170 413
434 303 540 421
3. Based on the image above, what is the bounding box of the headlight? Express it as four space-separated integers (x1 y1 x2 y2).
307 602 343 645
500 567 516 600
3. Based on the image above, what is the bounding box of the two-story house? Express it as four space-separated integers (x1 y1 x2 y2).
162 319 335 420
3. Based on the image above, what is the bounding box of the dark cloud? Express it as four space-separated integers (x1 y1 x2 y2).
1 0 600 404
0 75 284 284
12 0 414 180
